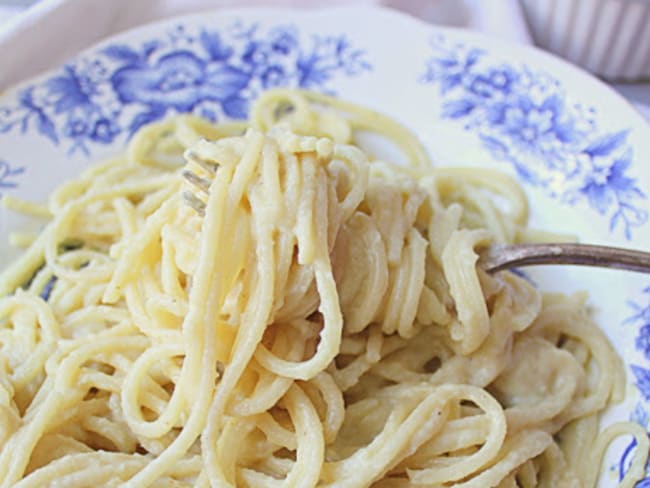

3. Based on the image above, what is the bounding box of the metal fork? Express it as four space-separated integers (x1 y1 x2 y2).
181 151 650 274
478 243 650 274
181 150 218 217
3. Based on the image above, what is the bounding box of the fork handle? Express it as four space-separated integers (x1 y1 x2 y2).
479 243 650 274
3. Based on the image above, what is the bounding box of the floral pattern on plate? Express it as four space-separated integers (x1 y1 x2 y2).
420 35 648 239
630 288 650 402
0 160 24 198
620 285 650 484
0 22 370 156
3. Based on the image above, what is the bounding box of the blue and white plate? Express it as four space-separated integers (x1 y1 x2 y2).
0 7 648 484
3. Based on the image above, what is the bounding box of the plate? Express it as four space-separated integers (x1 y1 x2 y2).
0 6 649 484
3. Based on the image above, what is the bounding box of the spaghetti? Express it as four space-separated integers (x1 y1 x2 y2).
0 89 647 487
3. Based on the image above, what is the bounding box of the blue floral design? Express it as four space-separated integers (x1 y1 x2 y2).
618 402 650 487
626 287 650 399
619 286 650 484
0 160 25 197
421 36 647 239
0 23 370 154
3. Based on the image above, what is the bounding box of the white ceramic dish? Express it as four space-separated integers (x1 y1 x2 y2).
520 0 650 80
0 6 649 484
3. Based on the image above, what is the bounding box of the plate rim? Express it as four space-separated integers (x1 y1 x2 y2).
0 4 648 132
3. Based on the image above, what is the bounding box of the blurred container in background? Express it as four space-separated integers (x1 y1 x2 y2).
520 0 650 81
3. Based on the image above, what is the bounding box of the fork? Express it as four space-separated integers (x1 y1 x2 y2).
477 242 650 274
180 151 650 274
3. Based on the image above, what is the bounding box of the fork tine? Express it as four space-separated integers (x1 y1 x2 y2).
182 170 211 194
185 150 219 174
182 190 206 216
